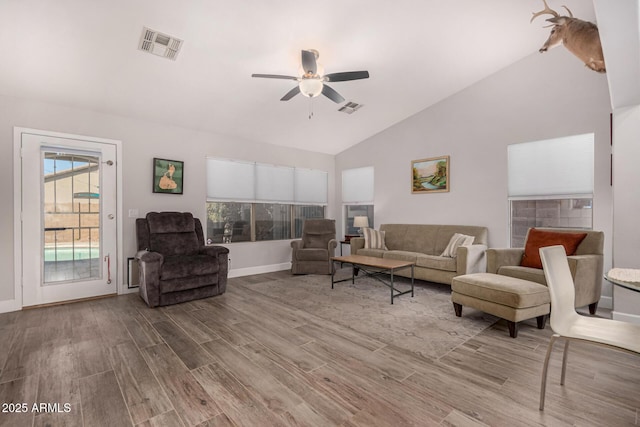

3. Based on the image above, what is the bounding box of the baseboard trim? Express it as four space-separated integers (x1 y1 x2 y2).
229 262 291 278
599 295 613 310
0 298 21 314
23 293 117 310
612 310 640 325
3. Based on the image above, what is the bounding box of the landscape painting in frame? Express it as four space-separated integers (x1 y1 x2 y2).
412 155 449 194
153 158 184 194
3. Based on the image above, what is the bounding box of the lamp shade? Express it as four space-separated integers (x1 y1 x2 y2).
353 216 369 228
299 78 323 97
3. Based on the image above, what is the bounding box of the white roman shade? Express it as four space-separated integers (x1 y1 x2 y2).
294 168 328 205
508 133 594 197
256 163 294 203
207 158 327 205
342 166 374 203
206 158 255 201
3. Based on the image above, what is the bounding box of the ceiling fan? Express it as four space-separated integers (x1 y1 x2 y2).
252 49 369 104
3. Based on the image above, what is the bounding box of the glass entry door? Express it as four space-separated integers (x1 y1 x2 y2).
43 152 102 284
21 132 117 307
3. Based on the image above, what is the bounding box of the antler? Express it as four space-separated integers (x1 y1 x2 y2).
562 5 573 17
530 0 559 23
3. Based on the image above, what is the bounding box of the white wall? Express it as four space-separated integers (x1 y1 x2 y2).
611 104 640 322
336 49 614 304
0 48 617 310
1 95 334 306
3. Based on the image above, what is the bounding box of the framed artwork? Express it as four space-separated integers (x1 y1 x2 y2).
153 158 184 194
411 155 449 193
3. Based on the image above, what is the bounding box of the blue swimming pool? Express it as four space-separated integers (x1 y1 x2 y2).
44 247 100 262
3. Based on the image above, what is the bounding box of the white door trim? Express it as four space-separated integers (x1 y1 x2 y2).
11 127 123 312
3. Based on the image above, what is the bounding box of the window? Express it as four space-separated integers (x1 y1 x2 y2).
510 198 592 248
293 205 325 238
205 158 327 243
344 205 374 236
508 134 594 247
342 166 374 236
255 203 291 241
206 202 251 243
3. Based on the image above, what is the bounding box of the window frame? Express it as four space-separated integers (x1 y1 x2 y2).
507 134 594 248
205 201 325 244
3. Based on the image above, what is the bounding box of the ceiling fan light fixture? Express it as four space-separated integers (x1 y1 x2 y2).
299 78 323 98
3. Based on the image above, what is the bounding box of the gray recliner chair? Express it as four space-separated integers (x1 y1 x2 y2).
135 212 229 307
291 219 337 275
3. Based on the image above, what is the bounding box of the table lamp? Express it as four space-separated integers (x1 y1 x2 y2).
353 216 369 236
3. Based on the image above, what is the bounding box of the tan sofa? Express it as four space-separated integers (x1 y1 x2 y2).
487 227 604 314
350 224 488 285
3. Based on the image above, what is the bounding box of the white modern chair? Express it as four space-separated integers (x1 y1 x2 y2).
538 245 640 411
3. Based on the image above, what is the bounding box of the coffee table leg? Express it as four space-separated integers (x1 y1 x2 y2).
411 265 414 297
390 269 394 304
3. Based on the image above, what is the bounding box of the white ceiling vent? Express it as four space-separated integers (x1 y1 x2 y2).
338 101 364 114
138 27 183 60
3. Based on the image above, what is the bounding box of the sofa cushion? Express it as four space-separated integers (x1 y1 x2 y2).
416 254 457 272
150 232 200 257
521 228 587 269
363 228 387 249
303 233 332 249
296 248 330 261
498 265 547 286
356 248 386 258
302 219 335 249
383 250 418 263
147 212 195 234
160 255 219 280
441 233 475 258
381 224 437 254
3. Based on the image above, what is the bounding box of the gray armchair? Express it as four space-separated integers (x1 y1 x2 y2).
135 212 229 307
487 227 604 314
291 219 337 275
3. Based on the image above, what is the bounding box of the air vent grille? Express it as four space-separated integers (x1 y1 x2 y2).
338 101 363 114
138 27 183 61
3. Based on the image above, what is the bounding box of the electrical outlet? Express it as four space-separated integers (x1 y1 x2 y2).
128 209 139 218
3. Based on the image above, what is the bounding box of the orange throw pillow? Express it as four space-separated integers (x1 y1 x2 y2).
521 229 588 269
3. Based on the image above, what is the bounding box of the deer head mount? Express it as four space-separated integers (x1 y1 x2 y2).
531 0 605 73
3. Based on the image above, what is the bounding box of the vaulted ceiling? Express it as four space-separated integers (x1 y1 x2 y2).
0 1 634 155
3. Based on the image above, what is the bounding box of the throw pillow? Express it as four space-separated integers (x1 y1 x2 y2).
363 228 387 250
521 228 588 269
441 233 475 258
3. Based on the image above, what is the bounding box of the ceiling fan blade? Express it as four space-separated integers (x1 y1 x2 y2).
324 71 370 82
252 74 298 80
321 84 345 103
301 50 317 75
280 86 301 101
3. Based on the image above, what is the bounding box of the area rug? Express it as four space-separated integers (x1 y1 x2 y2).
241 269 499 360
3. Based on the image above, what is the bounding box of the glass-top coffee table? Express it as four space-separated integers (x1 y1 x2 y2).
331 254 415 304
605 268 640 293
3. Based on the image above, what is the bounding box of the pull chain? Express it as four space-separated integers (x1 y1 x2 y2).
308 97 314 120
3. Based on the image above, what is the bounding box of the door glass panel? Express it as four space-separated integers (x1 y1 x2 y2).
43 151 101 284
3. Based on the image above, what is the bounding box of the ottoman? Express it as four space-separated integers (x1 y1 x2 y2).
451 273 550 338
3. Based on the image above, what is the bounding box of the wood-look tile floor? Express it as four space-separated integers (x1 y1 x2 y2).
1 271 638 426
